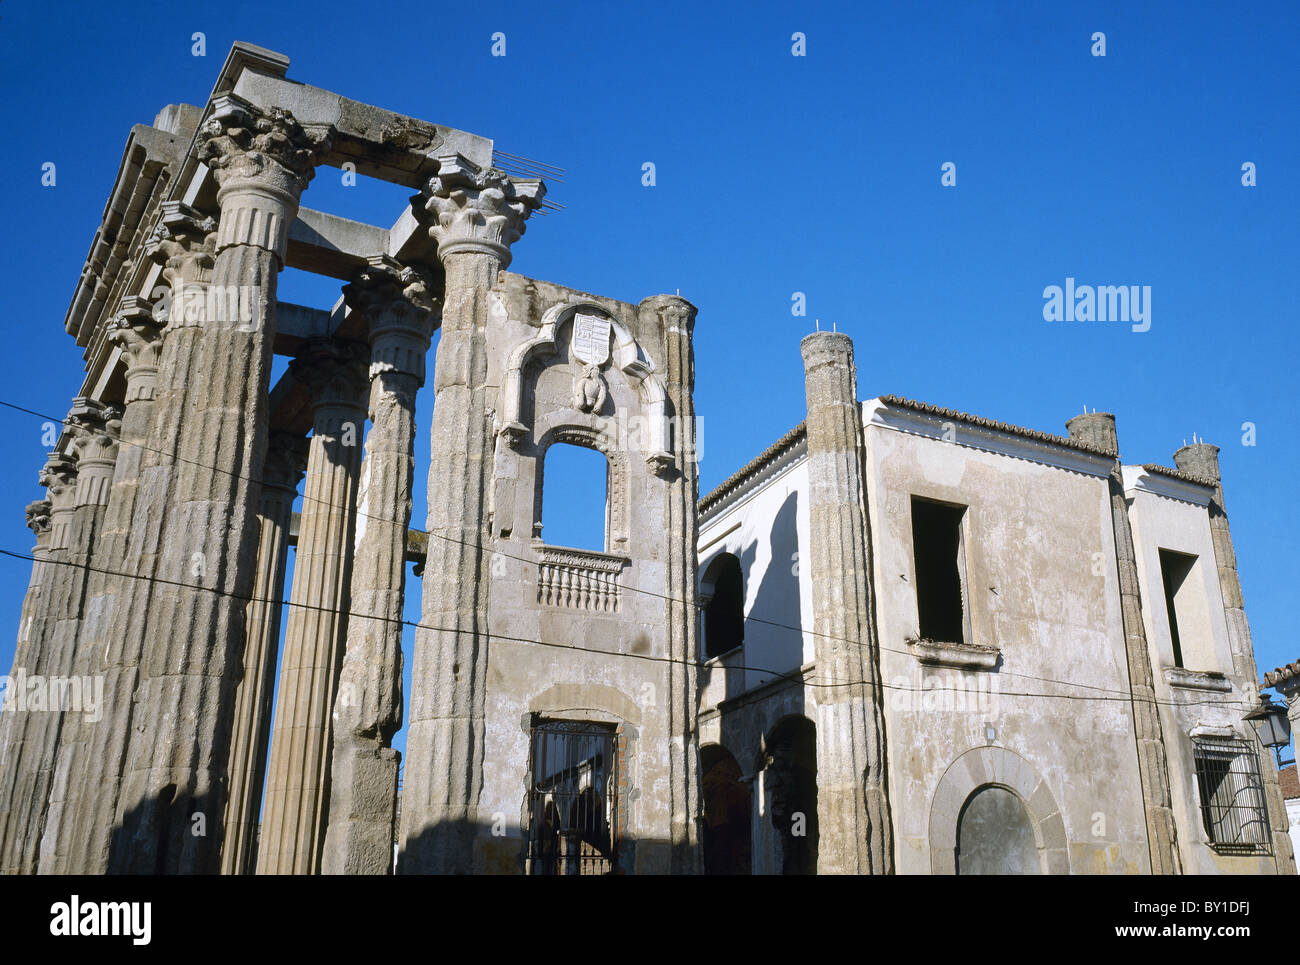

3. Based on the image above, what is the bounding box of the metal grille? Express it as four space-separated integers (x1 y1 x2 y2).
526 720 619 875
1193 738 1271 855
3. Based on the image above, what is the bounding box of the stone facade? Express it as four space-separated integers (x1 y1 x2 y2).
0 42 1291 875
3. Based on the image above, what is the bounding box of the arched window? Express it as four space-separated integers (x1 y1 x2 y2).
702 552 744 659
956 785 1041 875
540 442 609 551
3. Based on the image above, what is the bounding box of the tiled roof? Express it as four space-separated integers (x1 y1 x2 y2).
698 422 805 517
1263 661 1300 688
876 395 1118 457
1140 463 1217 489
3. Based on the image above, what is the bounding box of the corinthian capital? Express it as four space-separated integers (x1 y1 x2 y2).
413 154 545 267
109 296 167 402
343 256 440 382
263 430 310 496
38 452 79 510
144 201 218 297
66 399 123 468
290 337 370 412
25 500 52 537
199 95 333 195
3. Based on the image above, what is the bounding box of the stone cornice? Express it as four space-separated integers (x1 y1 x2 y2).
534 544 631 573
1164 666 1234 693
1121 465 1213 507
414 154 545 267
907 637 1001 671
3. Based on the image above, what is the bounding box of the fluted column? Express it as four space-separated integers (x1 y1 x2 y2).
221 430 308 875
641 294 703 873
41 297 165 874
323 259 436 875
800 331 893 875
1 400 118 874
1066 412 1182 874
74 207 215 874
257 339 368 875
1173 442 1297 873
400 155 543 873
0 461 73 868
110 96 331 874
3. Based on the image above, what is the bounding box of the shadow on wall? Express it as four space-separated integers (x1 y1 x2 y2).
740 490 803 692
395 819 681 875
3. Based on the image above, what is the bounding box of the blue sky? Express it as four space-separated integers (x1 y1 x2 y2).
0 0 1296 772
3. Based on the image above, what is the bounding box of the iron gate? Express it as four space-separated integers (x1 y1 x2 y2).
526 719 619 875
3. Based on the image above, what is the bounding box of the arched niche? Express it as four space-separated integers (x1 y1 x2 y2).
928 745 1068 874
498 301 673 472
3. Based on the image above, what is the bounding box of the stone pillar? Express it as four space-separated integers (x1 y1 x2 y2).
73 207 216 874
0 461 71 869
220 430 308 875
1173 442 1298 873
109 96 330 874
41 297 165 874
322 261 436 875
257 339 368 875
1066 412 1182 875
640 293 703 873
799 331 893 875
1 400 118 875
400 155 542 873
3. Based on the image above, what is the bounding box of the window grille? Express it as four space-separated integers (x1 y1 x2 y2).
1192 738 1271 855
526 719 619 875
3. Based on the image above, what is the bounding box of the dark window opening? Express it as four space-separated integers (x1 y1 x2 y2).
1159 549 1196 669
1193 738 1271 855
911 498 967 643
526 719 619 875
703 552 745 659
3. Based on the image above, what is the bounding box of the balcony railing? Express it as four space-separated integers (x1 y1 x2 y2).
535 545 630 612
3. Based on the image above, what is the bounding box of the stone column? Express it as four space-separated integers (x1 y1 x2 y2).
0 461 71 869
1 400 118 875
73 207 216 874
110 96 330 874
220 430 308 875
1066 412 1182 875
257 339 368 875
400 155 542 873
1173 442 1297 873
322 261 436 875
40 297 165 874
640 294 703 873
799 331 893 875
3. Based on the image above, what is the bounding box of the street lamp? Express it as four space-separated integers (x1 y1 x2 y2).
1245 694 1294 768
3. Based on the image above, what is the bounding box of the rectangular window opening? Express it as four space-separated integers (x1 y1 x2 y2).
1159 549 1197 669
1192 738 1271 855
911 497 968 644
525 718 620 875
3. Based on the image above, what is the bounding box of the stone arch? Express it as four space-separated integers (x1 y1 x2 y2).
532 423 630 551
498 301 671 467
928 745 1068 874
700 551 744 659
700 743 752 875
762 715 818 875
